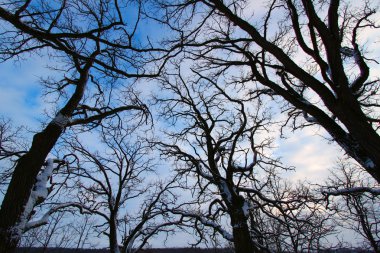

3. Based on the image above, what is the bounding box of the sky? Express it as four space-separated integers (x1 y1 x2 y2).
0 58 45 127
0 0 379 249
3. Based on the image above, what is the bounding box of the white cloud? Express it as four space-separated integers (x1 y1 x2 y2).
275 127 343 182
0 57 52 128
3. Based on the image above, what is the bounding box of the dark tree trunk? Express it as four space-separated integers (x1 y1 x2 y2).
230 212 268 253
334 94 380 182
0 63 91 252
109 213 119 253
0 123 63 252
232 226 258 253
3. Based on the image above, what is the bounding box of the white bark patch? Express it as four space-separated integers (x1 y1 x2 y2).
220 180 232 204
323 187 380 196
198 166 213 180
232 223 244 228
200 218 233 241
365 159 375 169
24 202 86 231
326 65 332 79
214 151 221 163
52 113 71 129
11 159 55 239
114 215 120 253
340 47 358 59
242 201 250 218
303 111 317 123
114 243 121 253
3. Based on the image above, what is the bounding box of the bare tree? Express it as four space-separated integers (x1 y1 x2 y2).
0 118 27 192
119 180 182 253
151 0 380 183
23 212 70 252
0 0 179 250
19 212 98 251
62 125 180 253
154 67 300 253
72 215 99 251
323 162 380 252
247 177 337 252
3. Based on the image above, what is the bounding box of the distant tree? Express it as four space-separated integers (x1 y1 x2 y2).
21 212 71 251
323 162 380 252
0 0 178 250
247 177 337 252
152 0 380 183
72 215 99 250
0 118 28 192
62 124 180 253
19 212 97 251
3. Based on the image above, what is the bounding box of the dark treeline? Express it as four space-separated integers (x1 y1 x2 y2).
15 248 374 253
15 248 233 253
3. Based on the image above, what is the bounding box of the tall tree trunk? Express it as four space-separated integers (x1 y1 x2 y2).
0 63 91 252
335 95 380 182
0 123 63 252
109 213 120 253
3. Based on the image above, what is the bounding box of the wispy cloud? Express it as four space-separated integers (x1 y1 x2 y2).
275 127 343 182
0 57 52 128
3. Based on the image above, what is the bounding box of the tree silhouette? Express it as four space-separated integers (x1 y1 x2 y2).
153 67 323 253
0 0 177 250
152 0 380 182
